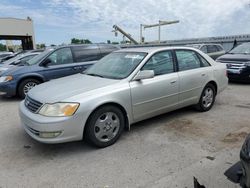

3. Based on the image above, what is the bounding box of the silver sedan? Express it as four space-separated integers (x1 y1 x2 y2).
19 47 228 147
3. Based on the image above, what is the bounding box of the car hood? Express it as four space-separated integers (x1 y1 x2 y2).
28 74 121 103
217 53 250 62
0 64 13 73
0 65 25 76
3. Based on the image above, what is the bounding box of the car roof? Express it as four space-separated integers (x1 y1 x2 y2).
55 44 119 49
116 46 199 53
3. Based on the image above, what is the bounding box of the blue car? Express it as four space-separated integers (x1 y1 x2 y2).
0 44 119 98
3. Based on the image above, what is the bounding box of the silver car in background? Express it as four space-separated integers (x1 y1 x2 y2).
19 47 228 148
187 44 225 60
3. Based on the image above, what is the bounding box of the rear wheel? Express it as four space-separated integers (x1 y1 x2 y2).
18 79 40 98
85 105 125 148
195 83 216 112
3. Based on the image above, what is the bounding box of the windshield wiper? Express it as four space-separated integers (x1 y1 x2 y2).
85 73 104 78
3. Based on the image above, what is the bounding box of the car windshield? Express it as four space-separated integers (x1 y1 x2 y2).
2 54 23 65
229 43 250 54
85 52 147 79
26 49 53 65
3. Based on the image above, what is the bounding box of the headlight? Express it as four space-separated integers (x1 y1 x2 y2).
0 76 13 83
38 103 80 117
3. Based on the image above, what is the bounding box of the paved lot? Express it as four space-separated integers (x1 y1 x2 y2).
0 83 250 188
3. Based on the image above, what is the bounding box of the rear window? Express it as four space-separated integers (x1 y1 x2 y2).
207 45 218 53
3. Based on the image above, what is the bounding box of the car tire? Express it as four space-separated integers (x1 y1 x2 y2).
85 105 125 148
18 79 41 99
195 83 216 112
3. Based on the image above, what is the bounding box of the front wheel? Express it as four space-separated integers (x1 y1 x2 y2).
195 83 216 112
18 79 41 98
85 105 125 148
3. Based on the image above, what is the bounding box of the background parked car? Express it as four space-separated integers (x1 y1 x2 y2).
0 52 13 62
216 42 250 83
187 43 225 60
0 51 42 75
19 47 228 148
0 44 120 98
0 49 44 63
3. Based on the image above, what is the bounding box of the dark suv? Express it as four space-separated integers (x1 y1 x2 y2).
216 42 250 83
0 44 119 98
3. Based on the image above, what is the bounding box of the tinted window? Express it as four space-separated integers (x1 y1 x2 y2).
46 48 73 66
72 45 100 62
207 45 218 53
216 45 223 51
200 46 207 53
98 44 119 58
142 51 174 76
176 50 201 71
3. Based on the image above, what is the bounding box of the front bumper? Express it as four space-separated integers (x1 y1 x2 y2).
0 81 16 96
19 101 85 144
227 69 250 83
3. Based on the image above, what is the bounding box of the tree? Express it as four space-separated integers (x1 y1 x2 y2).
36 44 46 49
107 40 111 44
71 38 92 44
0 43 6 51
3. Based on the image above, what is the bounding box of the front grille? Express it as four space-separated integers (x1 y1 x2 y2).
25 96 43 113
218 60 246 70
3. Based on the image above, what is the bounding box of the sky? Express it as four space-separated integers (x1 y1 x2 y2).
0 0 250 45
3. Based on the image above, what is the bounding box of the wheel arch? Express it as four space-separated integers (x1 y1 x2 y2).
206 80 218 95
16 75 45 94
83 102 130 136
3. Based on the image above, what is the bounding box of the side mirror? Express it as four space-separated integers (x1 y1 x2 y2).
133 70 154 81
42 58 51 66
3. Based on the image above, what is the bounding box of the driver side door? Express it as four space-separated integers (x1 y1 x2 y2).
40 47 78 81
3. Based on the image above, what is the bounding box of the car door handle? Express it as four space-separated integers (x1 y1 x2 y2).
170 80 177 84
73 66 82 70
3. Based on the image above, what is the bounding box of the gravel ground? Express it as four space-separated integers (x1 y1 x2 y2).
0 83 249 188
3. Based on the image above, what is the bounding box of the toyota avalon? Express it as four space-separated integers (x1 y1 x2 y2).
19 47 228 148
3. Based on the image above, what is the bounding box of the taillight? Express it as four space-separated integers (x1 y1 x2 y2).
225 70 228 77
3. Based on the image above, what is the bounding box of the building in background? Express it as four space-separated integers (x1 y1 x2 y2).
0 17 35 50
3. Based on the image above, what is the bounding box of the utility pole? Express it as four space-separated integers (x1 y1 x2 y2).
140 20 179 44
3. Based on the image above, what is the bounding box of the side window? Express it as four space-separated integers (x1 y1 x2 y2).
46 48 73 65
216 45 223 51
99 44 119 58
200 46 207 53
142 51 174 76
72 45 100 62
207 45 218 53
176 50 201 71
198 54 211 67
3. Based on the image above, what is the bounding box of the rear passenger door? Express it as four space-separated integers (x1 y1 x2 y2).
71 45 101 71
175 50 211 107
40 47 77 80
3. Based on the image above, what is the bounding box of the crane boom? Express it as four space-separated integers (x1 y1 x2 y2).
113 25 138 44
